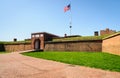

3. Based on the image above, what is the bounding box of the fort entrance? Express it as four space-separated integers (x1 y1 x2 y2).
31 32 59 51
34 39 40 50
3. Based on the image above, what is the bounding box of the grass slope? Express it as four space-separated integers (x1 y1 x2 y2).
0 52 7 54
22 52 120 72
53 35 109 42
0 41 31 44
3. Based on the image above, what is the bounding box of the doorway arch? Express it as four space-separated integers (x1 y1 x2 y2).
34 39 40 50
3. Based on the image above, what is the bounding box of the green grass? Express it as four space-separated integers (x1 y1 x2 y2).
0 40 31 44
22 51 120 72
103 32 120 39
0 51 8 54
53 35 109 42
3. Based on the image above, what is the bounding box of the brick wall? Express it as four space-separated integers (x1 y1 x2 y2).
102 34 120 55
4 43 32 52
45 40 102 52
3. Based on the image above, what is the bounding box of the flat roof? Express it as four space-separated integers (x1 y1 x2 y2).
31 32 59 37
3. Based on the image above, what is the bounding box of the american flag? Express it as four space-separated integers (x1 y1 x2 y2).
64 4 71 12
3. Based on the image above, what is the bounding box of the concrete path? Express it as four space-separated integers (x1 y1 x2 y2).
0 52 120 78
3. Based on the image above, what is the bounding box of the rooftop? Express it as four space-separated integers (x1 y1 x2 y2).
31 32 59 37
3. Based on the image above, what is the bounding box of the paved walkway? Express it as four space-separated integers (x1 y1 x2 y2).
0 52 120 78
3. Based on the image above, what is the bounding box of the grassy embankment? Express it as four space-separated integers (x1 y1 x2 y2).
0 40 31 44
22 52 120 72
0 51 8 54
52 35 109 42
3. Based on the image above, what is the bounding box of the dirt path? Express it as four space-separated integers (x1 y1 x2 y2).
0 52 120 78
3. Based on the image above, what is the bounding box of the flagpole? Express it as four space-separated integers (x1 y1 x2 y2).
69 0 72 36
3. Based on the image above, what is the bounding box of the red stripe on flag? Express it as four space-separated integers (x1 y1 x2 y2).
64 4 70 12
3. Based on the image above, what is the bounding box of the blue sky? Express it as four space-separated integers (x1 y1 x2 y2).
0 0 120 41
